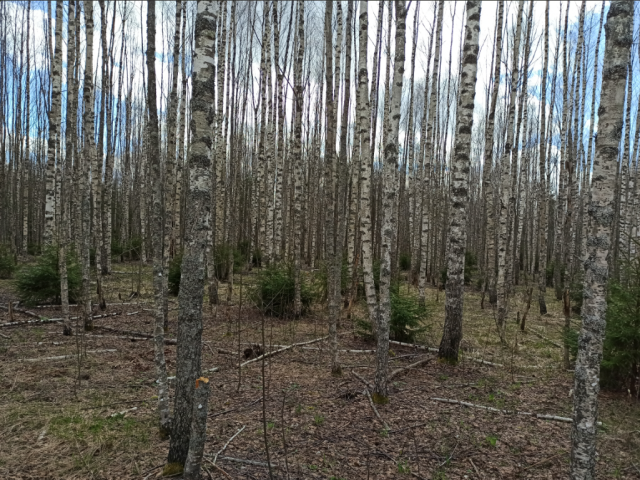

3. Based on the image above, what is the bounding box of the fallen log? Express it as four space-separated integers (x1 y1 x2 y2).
240 335 328 367
1 311 122 329
429 397 601 425
389 357 432 380
389 340 439 353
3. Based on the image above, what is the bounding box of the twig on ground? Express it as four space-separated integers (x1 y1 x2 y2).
351 370 373 390
140 464 163 479
438 440 458 467
521 451 567 471
0 332 11 339
212 425 246 464
203 458 233 479
240 335 328 367
469 458 481 477
364 388 389 431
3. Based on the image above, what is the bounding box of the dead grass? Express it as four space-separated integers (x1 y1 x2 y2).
0 262 638 479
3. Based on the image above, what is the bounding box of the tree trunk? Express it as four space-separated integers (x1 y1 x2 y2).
81 0 96 331
324 0 341 376
167 0 217 467
570 3 632 478
418 1 444 307
146 0 171 437
293 0 305 318
44 0 64 245
357 1 378 337
374 0 406 402
438 0 482 363
495 0 524 342
537 0 550 316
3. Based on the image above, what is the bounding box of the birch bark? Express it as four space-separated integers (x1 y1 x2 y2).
495 0 524 341
571 3 632 478
374 0 406 402
44 0 64 245
167 0 217 467
146 0 171 436
438 0 482 363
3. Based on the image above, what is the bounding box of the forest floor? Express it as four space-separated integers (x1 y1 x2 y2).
0 261 639 479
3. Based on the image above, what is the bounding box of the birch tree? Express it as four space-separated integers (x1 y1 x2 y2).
495 0 524 342
146 0 171 437
439 0 482 363
374 0 406 402
44 0 63 245
570 2 633 478
167 0 217 469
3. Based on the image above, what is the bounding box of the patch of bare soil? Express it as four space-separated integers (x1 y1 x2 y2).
0 266 638 479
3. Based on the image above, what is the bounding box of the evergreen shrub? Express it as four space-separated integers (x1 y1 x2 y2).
399 253 411 271
252 263 313 317
15 246 81 305
0 245 16 279
356 284 431 343
601 253 640 395
168 253 182 296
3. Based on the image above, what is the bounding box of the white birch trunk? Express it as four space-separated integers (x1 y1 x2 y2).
570 3 632 478
438 0 482 363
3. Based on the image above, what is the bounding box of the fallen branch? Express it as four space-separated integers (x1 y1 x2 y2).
0 305 39 318
389 357 432 380
212 425 246 464
216 348 239 355
429 397 601 425
521 451 567 471
301 347 375 353
109 406 138 418
203 458 233 480
0 332 11 339
464 357 504 367
1 312 123 329
529 328 562 348
469 458 481 477
89 333 177 345
364 388 389 431
438 440 458 467
19 349 118 362
240 335 328 367
93 325 177 344
350 370 373 390
389 340 438 353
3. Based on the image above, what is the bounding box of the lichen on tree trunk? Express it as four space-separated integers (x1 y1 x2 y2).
570 2 632 478
167 0 217 467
